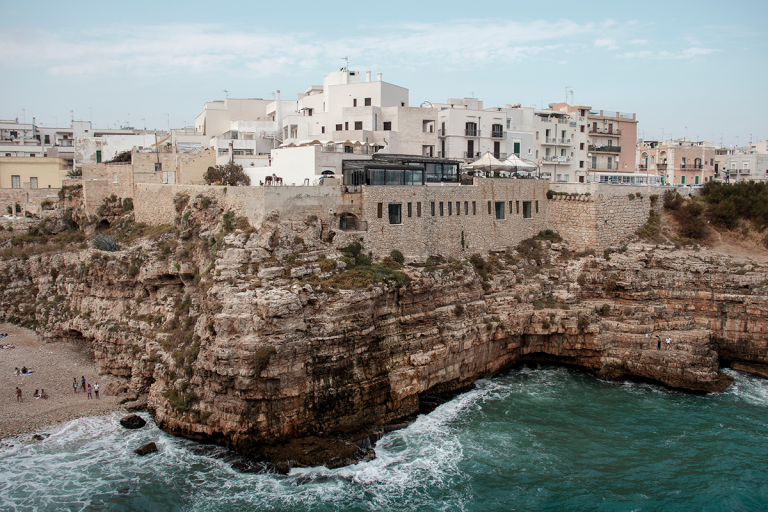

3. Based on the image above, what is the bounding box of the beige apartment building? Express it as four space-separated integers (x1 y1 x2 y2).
636 139 716 185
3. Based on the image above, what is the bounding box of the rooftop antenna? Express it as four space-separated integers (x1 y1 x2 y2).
565 87 573 105
223 90 230 98
140 118 146 131
21 108 25 124
70 110 74 124
342 56 348 70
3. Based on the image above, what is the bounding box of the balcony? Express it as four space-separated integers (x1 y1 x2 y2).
657 163 667 172
638 165 647 171
681 163 703 169
541 156 573 164
738 169 751 174
543 137 559 145
588 127 622 136
464 129 479 137
560 138 571 144
589 145 621 153
491 130 504 138
464 151 481 159
493 152 507 160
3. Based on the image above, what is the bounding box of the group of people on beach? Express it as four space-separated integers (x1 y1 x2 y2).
1 333 15 349
14 386 47 402
73 376 99 399
13 366 32 375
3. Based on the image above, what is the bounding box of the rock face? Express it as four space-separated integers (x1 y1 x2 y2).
2 196 767 468
120 415 147 429
134 442 157 455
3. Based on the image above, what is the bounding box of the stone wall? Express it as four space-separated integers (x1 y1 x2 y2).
357 179 548 259
82 163 135 214
132 184 237 226
547 192 660 251
0 186 61 218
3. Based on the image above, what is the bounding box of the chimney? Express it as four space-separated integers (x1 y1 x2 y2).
366 71 371 82
376 73 382 82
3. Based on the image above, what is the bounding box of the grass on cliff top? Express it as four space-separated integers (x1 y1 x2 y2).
314 243 410 290
1 226 87 259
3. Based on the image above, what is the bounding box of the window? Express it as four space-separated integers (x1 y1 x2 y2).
579 161 584 168
506 119 511 129
431 201 435 216
155 163 162 172
472 201 476 215
389 204 402 224
336 124 343 131
44 135 50 144
11 175 20 188
536 131 539 140
440 202 444 216
96 150 102 163
401 102 405 107
580 125 585 133
377 203 383 218
30 177 38 189
354 121 363 130
495 201 505 220
112 173 118 184
345 122 349 130
408 203 412 217
535 201 539 213
516 200 520 214
592 156 597 168
579 143 584 150
383 121 392 131
321 126 325 134
509 201 513 213
487 201 492 215
365 98 371 106
681 176 686 184
353 99 357 107
344 146 353 153
464 201 469 215
456 202 460 216
448 202 452 215
307 109 313 116
417 202 422 217
523 201 532 219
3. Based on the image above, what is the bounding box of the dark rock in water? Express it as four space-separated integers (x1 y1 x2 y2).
134 442 157 456
120 414 147 429
32 434 46 441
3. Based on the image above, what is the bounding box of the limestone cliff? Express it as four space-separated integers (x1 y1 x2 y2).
1 196 766 470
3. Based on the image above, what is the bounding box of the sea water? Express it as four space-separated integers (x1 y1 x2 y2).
2 366 767 512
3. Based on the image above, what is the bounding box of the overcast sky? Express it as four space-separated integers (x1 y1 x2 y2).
1 0 765 147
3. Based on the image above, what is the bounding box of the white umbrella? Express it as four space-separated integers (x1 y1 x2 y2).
465 152 515 172
503 154 537 171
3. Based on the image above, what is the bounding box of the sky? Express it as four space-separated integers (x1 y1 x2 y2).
1 0 766 147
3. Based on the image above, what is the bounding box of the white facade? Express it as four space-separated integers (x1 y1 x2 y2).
433 98 508 162
532 109 588 182
252 144 373 186
726 152 768 182
212 120 279 166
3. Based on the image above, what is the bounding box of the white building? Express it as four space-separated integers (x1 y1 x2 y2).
433 98 508 162
725 151 768 182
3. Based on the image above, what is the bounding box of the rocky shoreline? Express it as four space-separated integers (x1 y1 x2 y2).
1 198 767 469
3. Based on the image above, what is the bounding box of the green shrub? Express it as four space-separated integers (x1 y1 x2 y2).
578 318 589 330
637 209 662 241
649 194 659 205
317 256 335 272
253 346 276 375
628 193 635 200
604 248 614 260
604 274 619 293
122 198 134 212
454 303 465 316
600 304 611 316
534 229 562 242
93 234 119 252
390 249 405 264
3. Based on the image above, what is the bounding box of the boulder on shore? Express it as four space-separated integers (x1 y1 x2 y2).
134 442 157 456
120 414 147 429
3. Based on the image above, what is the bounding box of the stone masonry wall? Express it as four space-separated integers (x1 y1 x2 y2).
358 179 548 260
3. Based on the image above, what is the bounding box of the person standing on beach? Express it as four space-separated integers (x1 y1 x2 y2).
86 384 92 399
81 376 86 392
16 387 22 402
73 378 78 393
94 383 99 399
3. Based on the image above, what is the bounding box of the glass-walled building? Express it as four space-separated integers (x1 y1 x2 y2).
342 154 461 187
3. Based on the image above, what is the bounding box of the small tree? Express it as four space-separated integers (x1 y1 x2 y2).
203 162 251 186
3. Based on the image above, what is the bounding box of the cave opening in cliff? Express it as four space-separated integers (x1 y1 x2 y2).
97 219 110 231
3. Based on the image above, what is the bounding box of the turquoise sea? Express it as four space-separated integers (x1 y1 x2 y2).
2 366 767 511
